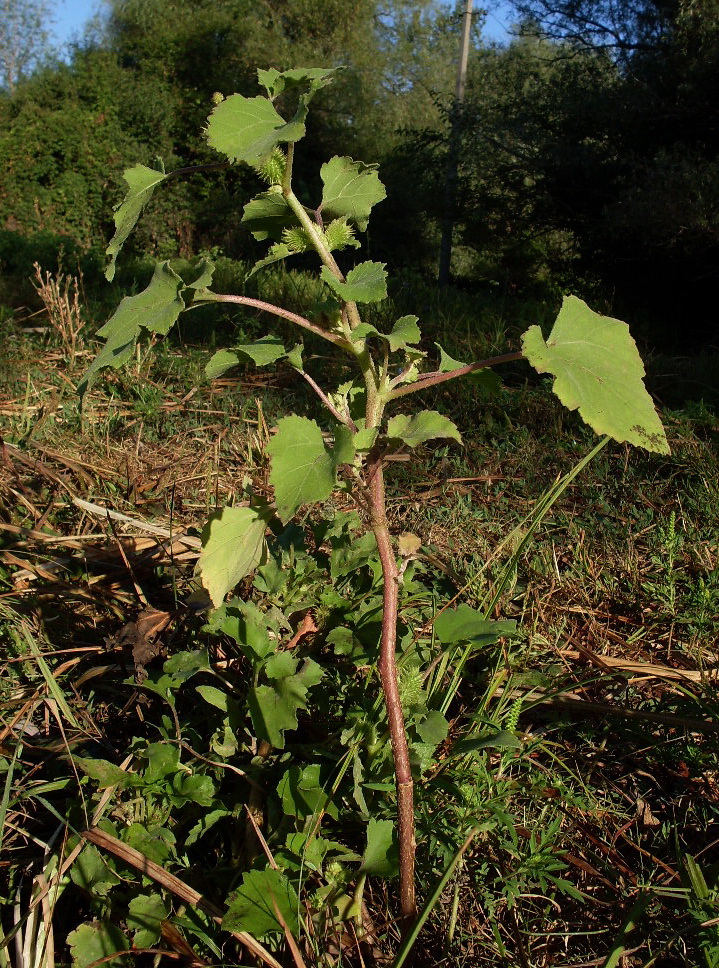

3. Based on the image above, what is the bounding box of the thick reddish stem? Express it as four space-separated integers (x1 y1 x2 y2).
366 453 417 924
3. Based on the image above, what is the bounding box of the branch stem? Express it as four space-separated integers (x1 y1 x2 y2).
196 293 346 347
366 453 416 925
299 370 357 430
389 351 523 400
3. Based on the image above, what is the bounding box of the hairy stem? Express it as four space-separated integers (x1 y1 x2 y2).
195 293 347 347
389 351 523 400
283 188 364 332
298 370 357 430
366 453 417 925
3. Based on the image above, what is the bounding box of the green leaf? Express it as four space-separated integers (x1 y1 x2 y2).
247 242 295 278
206 95 305 166
223 868 299 939
186 808 232 846
386 410 462 448
205 349 239 380
200 505 273 607
195 684 231 712
321 262 387 304
185 257 215 290
437 343 501 391
70 843 120 897
248 659 323 748
207 336 288 376
257 66 338 100
142 742 180 783
127 894 168 948
434 606 516 646
163 648 210 681
351 315 421 352
388 316 422 351
267 416 337 522
206 601 276 662
171 772 215 807
330 531 377 579
361 818 398 877
277 763 337 820
333 425 356 465
67 921 129 967
78 262 185 398
242 191 298 241
282 831 333 872
451 730 524 756
416 709 449 746
105 164 167 281
235 336 288 366
320 156 387 231
122 823 175 865
521 296 669 454
74 757 138 789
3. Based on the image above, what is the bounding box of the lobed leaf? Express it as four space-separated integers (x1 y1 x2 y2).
321 261 388 304
200 505 273 607
223 868 299 938
105 163 167 281
248 658 323 748
521 296 670 454
78 261 185 398
70 844 120 897
67 921 129 968
205 95 305 166
257 66 339 100
351 315 421 352
387 410 462 448
320 156 387 231
127 894 168 948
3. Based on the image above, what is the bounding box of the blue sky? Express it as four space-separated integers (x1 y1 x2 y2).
51 0 512 49
51 0 102 48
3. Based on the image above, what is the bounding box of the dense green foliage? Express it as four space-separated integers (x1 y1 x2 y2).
1 0 717 349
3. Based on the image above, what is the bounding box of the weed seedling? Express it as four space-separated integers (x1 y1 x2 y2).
79 66 668 944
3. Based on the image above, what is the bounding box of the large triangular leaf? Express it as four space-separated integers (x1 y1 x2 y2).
320 156 386 231
521 296 669 454
223 868 299 938
78 262 185 398
205 95 305 166
387 410 462 448
200 505 273 607
242 191 299 241
267 416 337 521
105 164 167 281
321 262 387 304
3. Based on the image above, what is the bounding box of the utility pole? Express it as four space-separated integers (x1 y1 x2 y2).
438 0 473 286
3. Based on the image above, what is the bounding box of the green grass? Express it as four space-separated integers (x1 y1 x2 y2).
1 264 719 966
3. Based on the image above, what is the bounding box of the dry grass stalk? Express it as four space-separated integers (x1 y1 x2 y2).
31 262 84 366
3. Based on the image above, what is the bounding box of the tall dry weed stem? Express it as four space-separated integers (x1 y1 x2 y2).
32 261 85 366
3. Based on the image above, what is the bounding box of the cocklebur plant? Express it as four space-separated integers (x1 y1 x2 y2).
79 66 669 929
